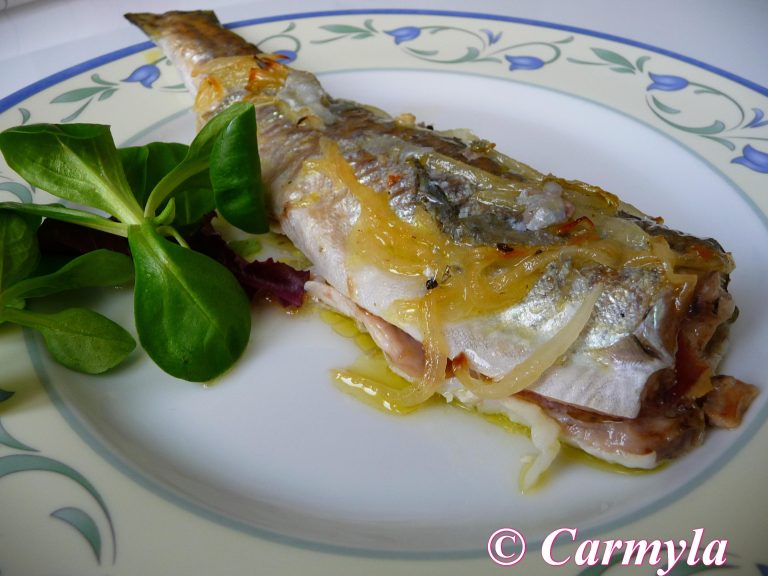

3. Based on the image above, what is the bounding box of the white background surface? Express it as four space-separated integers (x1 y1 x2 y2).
1 0 767 99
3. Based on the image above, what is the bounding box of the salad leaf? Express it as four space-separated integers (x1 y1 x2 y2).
120 142 215 224
0 124 143 225
37 217 130 257
0 246 136 372
0 211 39 292
0 103 270 381
2 249 133 302
0 201 128 237
128 224 251 381
0 307 135 374
143 103 260 221
188 217 308 307
210 104 268 233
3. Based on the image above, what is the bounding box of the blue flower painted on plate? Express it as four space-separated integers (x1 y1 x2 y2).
272 49 298 64
746 108 768 128
122 63 161 88
505 55 545 71
384 26 421 45
480 28 502 45
647 72 689 91
732 144 768 173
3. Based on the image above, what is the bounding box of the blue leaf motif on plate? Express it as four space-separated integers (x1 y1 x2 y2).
384 26 421 45
272 49 298 64
647 72 689 91
505 55 545 71
746 107 768 128
480 28 502 45
732 144 768 173
122 63 161 88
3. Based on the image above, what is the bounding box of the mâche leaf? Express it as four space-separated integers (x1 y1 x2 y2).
3 249 133 302
0 306 135 374
128 224 251 381
0 124 143 225
0 103 271 381
121 142 215 226
0 201 128 237
210 104 268 233
0 247 136 373
142 103 258 218
0 211 40 293
36 217 130 257
188 215 308 307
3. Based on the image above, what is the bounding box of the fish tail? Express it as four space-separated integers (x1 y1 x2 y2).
125 10 262 93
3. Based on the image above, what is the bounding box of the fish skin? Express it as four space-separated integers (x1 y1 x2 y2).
126 11 751 463
125 11 261 91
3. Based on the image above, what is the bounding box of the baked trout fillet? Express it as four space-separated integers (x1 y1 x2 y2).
127 10 757 487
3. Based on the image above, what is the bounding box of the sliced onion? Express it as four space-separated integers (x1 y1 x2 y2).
650 237 699 311
456 284 603 399
372 292 448 408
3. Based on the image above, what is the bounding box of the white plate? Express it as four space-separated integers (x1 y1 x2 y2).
1 9 767 576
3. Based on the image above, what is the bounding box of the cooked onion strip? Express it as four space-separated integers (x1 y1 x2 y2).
368 291 448 408
649 237 698 311
456 285 603 399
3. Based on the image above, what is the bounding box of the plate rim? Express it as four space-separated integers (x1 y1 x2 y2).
2 8 768 116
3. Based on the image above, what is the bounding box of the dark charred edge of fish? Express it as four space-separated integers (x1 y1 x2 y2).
617 210 728 255
125 10 262 57
125 10 217 37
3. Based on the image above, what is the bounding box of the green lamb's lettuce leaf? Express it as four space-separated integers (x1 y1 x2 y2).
143 102 263 223
0 124 143 225
210 103 268 233
128 223 251 382
2 249 133 303
119 142 214 227
0 201 128 237
0 102 269 381
0 210 40 293
0 248 136 373
0 306 135 374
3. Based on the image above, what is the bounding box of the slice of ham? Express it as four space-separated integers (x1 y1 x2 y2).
704 375 759 429
306 280 425 380
305 274 756 467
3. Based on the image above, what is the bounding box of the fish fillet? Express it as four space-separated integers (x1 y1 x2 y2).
126 10 758 484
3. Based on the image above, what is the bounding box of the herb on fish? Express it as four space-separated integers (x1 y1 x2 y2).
0 103 269 381
0 211 135 374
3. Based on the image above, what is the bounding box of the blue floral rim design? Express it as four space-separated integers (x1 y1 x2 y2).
2 8 767 115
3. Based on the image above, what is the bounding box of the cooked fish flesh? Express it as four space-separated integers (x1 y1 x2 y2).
126 10 757 487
